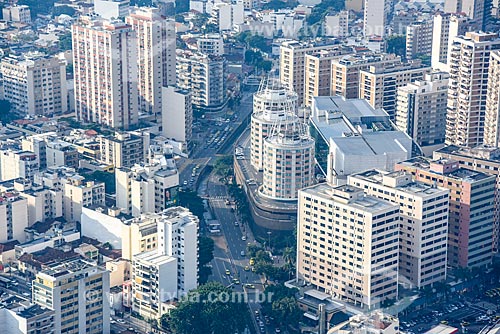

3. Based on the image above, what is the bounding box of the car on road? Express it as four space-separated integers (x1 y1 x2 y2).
232 278 240 285
234 221 239 226
244 284 255 289
241 236 247 241
249 258 255 265
183 180 188 186
225 269 231 275
117 319 125 324
244 265 250 271
22 292 30 297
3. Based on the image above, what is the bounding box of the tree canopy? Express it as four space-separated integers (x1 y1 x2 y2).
260 284 302 328
162 282 249 334
198 236 215 284
307 0 345 25
387 35 406 58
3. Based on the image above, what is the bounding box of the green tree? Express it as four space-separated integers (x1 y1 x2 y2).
387 35 406 58
260 284 301 328
199 236 214 266
306 0 345 25
262 0 298 10
178 191 205 222
53 5 76 16
214 155 233 179
0 100 15 124
58 33 73 51
175 14 185 23
175 0 190 13
162 282 249 334
246 244 264 258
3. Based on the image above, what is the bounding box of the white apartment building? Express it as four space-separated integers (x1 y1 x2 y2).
0 304 55 334
14 180 64 226
297 184 400 309
348 170 449 288
63 175 105 223
197 34 224 55
483 51 500 147
2 5 31 24
33 258 110 334
0 192 28 243
445 32 500 148
126 8 176 119
396 72 449 151
176 51 226 111
444 0 488 30
132 207 198 319
0 53 67 116
359 60 430 119
162 86 193 148
324 11 349 38
0 150 38 182
72 17 138 129
363 0 391 37
406 20 433 60
115 154 179 217
210 1 244 31
99 131 149 169
94 0 130 19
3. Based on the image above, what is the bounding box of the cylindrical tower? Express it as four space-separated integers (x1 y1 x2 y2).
250 78 298 171
261 111 315 200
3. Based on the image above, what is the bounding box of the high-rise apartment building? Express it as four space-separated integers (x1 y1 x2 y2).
348 170 449 288
250 78 298 171
330 53 400 99
444 0 490 30
304 50 339 107
32 258 110 334
132 207 198 319
363 0 392 37
406 20 433 60
63 175 105 223
2 5 31 23
359 60 430 119
176 51 226 111
94 0 130 19
297 184 400 309
99 131 149 169
279 40 349 105
162 86 193 149
115 153 179 217
396 157 496 268
72 17 138 129
431 13 472 71
0 150 38 182
396 72 449 150
434 145 500 253
483 51 500 147
445 32 500 148
126 8 176 119
1 53 67 116
0 192 28 243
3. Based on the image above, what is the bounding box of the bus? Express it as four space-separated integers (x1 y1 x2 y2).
0 276 11 288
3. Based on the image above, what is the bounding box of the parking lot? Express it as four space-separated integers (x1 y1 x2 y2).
401 301 498 333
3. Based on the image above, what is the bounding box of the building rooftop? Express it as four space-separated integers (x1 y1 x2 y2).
435 145 500 163
301 183 398 213
351 169 448 197
397 157 494 182
17 304 53 319
39 258 102 279
134 249 177 266
310 96 413 157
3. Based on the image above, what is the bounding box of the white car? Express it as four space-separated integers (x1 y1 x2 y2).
241 236 247 241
